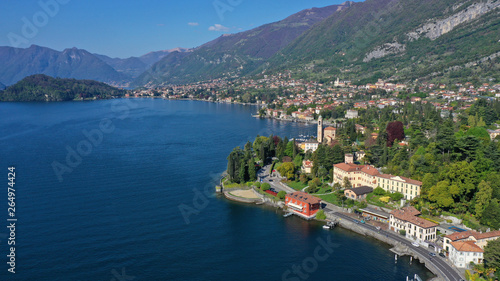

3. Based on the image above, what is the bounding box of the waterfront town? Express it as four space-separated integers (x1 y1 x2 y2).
208 75 500 281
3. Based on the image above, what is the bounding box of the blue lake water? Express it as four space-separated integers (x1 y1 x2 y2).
0 99 434 280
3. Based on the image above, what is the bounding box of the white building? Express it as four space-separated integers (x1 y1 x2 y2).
389 206 437 242
304 140 319 152
333 163 422 200
449 241 484 269
345 110 359 119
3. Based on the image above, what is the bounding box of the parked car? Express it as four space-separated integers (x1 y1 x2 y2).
429 252 436 257
439 252 446 258
412 242 419 247
376 226 381 230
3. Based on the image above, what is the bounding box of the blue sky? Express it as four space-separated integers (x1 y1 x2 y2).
0 0 347 58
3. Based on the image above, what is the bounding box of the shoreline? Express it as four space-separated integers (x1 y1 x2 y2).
221 188 446 281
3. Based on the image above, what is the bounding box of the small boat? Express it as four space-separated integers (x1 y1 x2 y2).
323 221 337 229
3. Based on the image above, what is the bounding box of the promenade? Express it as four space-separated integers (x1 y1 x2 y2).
254 165 465 281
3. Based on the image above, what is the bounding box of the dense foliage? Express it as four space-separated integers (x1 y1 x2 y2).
0 74 127 102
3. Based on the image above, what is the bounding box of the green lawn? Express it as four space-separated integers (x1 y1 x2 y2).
318 193 341 206
366 193 395 208
286 181 308 191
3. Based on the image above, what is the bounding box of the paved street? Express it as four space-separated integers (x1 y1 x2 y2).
258 164 464 281
330 211 464 281
257 164 296 193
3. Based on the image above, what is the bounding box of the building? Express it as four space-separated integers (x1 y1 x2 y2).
443 230 500 253
389 206 437 242
356 151 366 162
304 139 319 152
332 163 422 200
317 115 323 143
317 116 337 144
355 124 366 135
487 129 500 140
376 174 422 201
301 160 313 174
324 127 336 144
345 153 354 164
344 186 373 201
449 241 484 269
345 110 359 119
285 191 321 219
360 207 389 223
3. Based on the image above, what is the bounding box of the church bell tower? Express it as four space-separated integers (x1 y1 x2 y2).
317 115 323 143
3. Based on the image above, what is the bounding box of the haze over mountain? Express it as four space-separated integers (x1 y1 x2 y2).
138 0 499 86
134 2 354 86
0 45 188 87
1 0 498 88
93 48 190 79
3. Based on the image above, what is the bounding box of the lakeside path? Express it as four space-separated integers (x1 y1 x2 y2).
255 165 464 281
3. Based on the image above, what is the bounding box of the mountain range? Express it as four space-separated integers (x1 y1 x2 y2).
0 45 189 87
0 0 498 87
133 2 354 86
139 0 499 86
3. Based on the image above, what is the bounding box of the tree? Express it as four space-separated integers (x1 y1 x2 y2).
428 180 458 208
343 176 352 189
248 158 257 182
277 162 295 180
227 147 243 182
316 210 327 220
484 238 500 273
261 183 271 191
475 181 493 219
481 199 500 229
386 121 405 147
373 187 386 195
277 191 286 200
284 141 294 157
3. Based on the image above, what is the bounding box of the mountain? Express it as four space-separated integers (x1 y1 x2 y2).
0 82 5 90
94 48 189 79
136 0 499 86
0 45 130 86
0 74 127 102
265 0 500 83
135 2 353 86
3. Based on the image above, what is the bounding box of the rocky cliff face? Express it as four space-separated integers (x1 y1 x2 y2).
363 42 406 62
408 0 500 40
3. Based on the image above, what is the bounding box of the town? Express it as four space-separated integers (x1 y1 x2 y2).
213 78 500 281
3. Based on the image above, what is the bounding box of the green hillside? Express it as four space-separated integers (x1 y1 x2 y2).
0 74 127 102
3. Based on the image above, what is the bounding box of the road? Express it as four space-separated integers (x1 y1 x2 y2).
257 164 295 193
330 211 464 281
258 164 464 281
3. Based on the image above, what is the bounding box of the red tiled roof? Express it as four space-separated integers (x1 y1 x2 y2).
390 207 437 229
333 163 361 172
286 191 321 205
360 165 380 176
451 241 484 253
445 230 479 241
476 230 500 240
447 230 500 241
378 174 422 186
324 127 336 131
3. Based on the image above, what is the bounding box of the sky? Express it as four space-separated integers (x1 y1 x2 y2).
0 0 347 58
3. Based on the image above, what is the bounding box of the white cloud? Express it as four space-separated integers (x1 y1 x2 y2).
188 22 199 26
208 24 229 32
